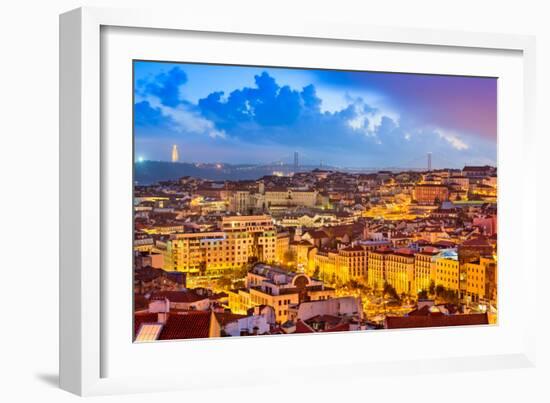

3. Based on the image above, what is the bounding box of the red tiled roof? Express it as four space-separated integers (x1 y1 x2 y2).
150 290 207 303
213 312 247 326
340 245 365 252
134 311 212 340
461 236 491 247
294 319 315 334
159 312 212 340
321 322 351 333
306 230 329 239
385 313 489 329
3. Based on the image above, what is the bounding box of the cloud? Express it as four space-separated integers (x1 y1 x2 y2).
135 67 225 139
144 67 188 107
135 67 496 167
434 128 469 151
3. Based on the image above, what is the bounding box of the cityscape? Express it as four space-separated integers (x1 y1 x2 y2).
133 61 497 341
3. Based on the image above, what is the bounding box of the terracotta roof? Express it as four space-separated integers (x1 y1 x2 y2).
385 313 489 329
321 322 351 332
340 245 365 252
134 311 212 340
306 315 342 327
305 230 329 239
461 236 492 247
159 312 212 340
150 290 208 303
213 312 247 326
294 320 315 333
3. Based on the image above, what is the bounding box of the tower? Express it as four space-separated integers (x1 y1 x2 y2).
427 152 432 171
293 151 299 172
172 145 179 163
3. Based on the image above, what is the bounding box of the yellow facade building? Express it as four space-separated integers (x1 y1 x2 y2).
385 251 415 296
367 249 392 290
227 264 335 323
163 215 276 276
434 256 460 292
413 251 437 294
463 256 497 304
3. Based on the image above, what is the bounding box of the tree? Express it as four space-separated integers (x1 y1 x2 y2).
313 265 320 279
418 289 429 300
283 249 296 263
217 276 233 290
383 282 400 302
428 280 436 295
435 284 445 297
199 261 206 276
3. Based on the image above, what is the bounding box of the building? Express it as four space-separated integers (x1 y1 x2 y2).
337 246 368 282
413 250 438 294
275 232 290 265
227 264 335 324
458 235 495 264
263 188 318 208
133 266 186 294
462 165 496 178
413 184 449 205
288 296 363 322
163 215 276 276
367 249 392 290
463 256 497 305
434 250 460 293
385 249 415 296
135 251 164 269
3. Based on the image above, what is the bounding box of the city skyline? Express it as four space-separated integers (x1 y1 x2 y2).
133 60 498 342
134 61 497 168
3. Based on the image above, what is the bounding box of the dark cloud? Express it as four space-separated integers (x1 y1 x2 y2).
134 101 171 128
145 67 188 107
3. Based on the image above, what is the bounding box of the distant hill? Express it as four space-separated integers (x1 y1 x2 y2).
134 161 285 184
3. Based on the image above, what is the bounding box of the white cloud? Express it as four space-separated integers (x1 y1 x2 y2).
346 99 400 136
139 94 226 139
435 128 469 151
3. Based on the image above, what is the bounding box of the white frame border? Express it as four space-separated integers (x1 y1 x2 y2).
59 6 537 396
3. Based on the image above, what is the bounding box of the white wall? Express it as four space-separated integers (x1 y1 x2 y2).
0 0 548 402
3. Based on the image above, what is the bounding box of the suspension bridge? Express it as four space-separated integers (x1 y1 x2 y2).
264 151 463 174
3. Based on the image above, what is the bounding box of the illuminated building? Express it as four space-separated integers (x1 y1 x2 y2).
462 165 496 178
367 249 392 290
263 188 318 208
229 190 253 214
337 246 368 281
434 249 460 292
310 248 337 282
290 240 312 271
413 250 438 293
275 232 290 264
163 216 276 276
171 144 179 162
463 256 497 305
308 246 366 284
385 249 415 296
221 215 274 232
444 176 470 191
288 296 363 323
227 264 335 323
413 184 449 205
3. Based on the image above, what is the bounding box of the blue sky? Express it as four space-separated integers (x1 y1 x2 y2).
134 61 497 169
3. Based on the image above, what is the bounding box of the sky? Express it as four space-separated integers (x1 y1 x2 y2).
134 61 497 169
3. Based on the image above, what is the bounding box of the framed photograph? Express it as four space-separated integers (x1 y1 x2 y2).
60 6 537 396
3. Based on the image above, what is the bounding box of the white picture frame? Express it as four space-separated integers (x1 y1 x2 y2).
60 6 537 396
